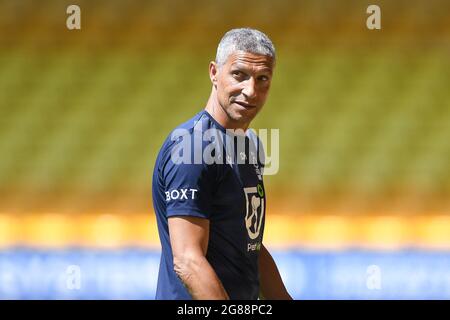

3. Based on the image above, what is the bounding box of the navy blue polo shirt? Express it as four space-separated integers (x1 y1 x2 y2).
152 110 266 300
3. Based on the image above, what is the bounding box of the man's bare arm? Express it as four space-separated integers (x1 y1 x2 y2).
259 243 293 300
168 216 229 299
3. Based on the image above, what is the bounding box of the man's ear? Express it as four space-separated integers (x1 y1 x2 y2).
209 61 218 87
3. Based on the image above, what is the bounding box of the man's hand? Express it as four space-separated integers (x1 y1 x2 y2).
259 243 293 300
168 216 229 299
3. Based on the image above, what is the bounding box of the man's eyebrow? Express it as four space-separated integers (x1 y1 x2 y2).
230 63 248 70
230 63 273 73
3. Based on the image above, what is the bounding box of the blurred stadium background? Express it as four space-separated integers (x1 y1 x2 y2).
0 0 449 299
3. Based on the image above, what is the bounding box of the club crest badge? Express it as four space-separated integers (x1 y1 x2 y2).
243 185 265 240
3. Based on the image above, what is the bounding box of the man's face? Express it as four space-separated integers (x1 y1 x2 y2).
210 50 274 128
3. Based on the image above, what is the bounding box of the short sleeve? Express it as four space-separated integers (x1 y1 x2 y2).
162 157 216 219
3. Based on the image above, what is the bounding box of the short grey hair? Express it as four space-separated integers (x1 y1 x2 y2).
215 28 276 66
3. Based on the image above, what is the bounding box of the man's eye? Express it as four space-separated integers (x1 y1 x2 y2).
232 71 243 78
258 75 269 82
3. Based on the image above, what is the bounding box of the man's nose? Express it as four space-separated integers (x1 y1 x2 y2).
242 78 257 99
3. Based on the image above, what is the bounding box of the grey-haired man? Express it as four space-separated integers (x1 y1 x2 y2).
152 28 292 300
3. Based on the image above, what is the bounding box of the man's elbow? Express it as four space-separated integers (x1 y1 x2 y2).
173 252 202 282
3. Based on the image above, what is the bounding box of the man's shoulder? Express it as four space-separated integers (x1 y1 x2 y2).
158 110 203 149
174 110 205 131
156 110 220 168
165 110 217 144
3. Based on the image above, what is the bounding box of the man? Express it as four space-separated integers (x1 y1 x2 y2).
152 28 292 300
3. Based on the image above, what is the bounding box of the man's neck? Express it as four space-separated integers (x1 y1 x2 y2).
204 90 250 131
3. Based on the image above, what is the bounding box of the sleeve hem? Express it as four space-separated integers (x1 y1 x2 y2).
166 209 210 219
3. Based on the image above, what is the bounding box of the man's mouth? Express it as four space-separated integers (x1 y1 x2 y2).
234 101 257 109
